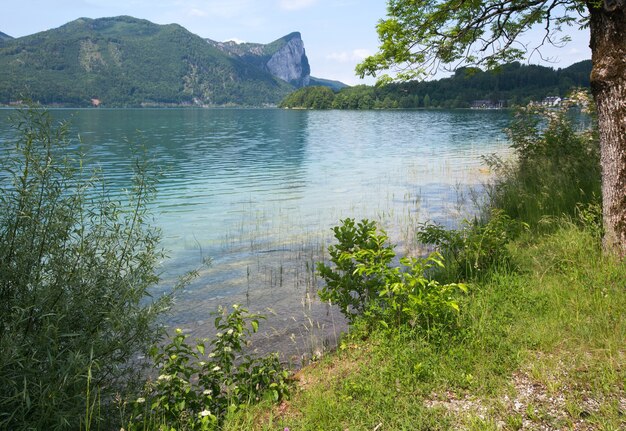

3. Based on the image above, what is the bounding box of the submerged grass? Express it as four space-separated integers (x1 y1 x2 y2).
224 222 625 430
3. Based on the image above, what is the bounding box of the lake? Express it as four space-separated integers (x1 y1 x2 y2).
0 108 511 363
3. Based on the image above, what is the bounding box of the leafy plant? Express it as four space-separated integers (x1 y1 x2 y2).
317 219 395 323
575 201 603 240
368 253 468 331
417 209 528 282
318 218 466 332
126 305 289 431
0 107 176 430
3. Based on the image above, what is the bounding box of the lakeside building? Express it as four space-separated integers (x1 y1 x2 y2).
471 99 506 109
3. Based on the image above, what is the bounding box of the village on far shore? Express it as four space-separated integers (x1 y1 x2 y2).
471 96 563 109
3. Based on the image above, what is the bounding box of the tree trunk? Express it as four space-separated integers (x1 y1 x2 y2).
588 2 626 258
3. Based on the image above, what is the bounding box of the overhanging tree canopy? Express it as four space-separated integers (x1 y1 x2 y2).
358 0 626 257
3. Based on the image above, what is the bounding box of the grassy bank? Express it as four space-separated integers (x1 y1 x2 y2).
224 222 625 430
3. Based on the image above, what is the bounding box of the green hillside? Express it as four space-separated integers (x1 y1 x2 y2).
281 61 592 109
0 16 295 107
308 76 349 91
0 31 12 42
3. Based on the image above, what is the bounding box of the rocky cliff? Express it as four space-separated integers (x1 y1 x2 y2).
207 32 311 88
266 33 310 87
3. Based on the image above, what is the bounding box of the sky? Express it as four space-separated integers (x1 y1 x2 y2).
1 0 592 86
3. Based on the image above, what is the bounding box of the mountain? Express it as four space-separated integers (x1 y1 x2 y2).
309 76 349 91
207 32 311 88
0 31 12 42
280 60 592 109
0 16 303 107
208 33 348 91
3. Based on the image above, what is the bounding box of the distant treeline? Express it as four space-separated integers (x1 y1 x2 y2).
280 61 592 109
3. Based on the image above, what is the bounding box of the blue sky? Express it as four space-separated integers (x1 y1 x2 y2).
1 0 591 85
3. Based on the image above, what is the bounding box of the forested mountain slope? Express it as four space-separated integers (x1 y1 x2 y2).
281 61 592 109
0 17 302 106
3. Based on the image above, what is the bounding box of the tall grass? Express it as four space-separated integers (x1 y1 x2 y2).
484 91 600 229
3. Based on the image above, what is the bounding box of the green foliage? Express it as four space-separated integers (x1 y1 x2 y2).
371 254 468 331
417 210 528 282
0 16 295 107
485 91 601 227
126 305 289 431
357 0 587 81
279 86 335 109
280 61 591 110
318 218 466 332
416 93 598 282
0 107 175 430
317 219 395 322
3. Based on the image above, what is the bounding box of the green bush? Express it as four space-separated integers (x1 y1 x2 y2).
367 253 468 331
317 219 395 323
415 91 598 284
485 90 600 227
126 305 289 430
0 107 176 430
416 209 528 282
318 218 466 333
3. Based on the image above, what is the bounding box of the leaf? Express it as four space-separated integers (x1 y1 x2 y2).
197 343 205 355
251 320 259 333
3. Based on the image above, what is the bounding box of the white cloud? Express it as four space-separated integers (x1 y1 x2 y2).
279 0 318 11
188 8 207 17
224 37 246 44
327 49 372 63
175 0 252 19
351 49 371 60
326 52 349 62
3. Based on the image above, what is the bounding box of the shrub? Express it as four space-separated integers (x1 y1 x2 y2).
126 305 289 430
367 253 468 331
318 219 466 333
317 219 395 323
485 90 600 227
416 209 528 282
0 107 176 430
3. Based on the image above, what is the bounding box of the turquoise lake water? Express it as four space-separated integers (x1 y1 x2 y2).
0 108 512 361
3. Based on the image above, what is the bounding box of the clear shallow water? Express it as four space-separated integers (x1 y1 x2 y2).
0 108 511 362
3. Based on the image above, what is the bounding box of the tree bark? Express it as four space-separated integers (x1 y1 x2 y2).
589 2 626 258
